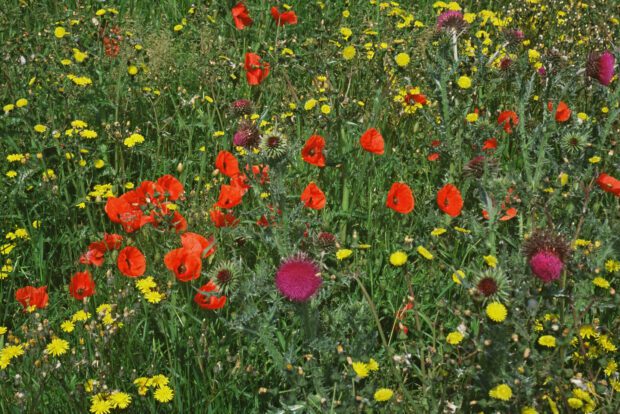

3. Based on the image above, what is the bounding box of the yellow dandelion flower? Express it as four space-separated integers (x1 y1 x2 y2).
109 391 132 409
342 46 356 60
145 291 165 304
367 358 379 371
89 399 113 414
483 255 498 268
336 249 353 260
34 124 47 133
46 338 69 357
389 251 408 266
154 386 174 403
431 227 447 236
538 335 556 348
0 327 6 335
416 246 433 260
592 277 610 289
489 384 512 401
466 113 478 122
457 75 472 89
446 331 464 345
394 53 410 67
486 302 507 322
61 320 75 333
452 269 465 284
54 27 66 38
352 362 369 378
374 388 394 402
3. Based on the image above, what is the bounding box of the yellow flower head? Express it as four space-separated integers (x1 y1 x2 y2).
390 251 408 266
538 335 556 348
446 331 464 345
374 388 394 402
486 302 507 322
489 384 512 401
352 362 369 378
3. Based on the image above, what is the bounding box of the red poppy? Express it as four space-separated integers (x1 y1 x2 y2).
482 207 517 221
181 232 216 258
301 135 326 167
215 184 244 209
135 180 164 204
210 206 239 228
405 92 428 106
69 271 95 300
244 53 270 86
215 150 240 177
482 138 498 151
547 101 571 122
597 173 620 196
105 196 152 233
497 110 518 133
301 182 326 210
359 128 385 155
171 211 188 233
248 164 270 184
156 175 184 201
232 2 253 30
230 173 251 195
386 182 415 214
427 152 440 161
270 7 298 26
103 233 123 250
437 184 464 217
194 280 227 310
15 286 48 311
164 247 202 282
79 242 106 266
117 246 146 277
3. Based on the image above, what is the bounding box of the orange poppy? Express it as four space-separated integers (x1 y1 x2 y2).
181 232 216 258
210 206 239 228
482 138 497 150
69 271 95 300
15 286 48 311
301 182 326 210
232 2 253 30
497 110 518 133
105 196 152 233
156 175 184 201
547 101 571 122
117 246 146 277
437 184 463 217
597 173 620 196
386 182 415 214
103 233 123 250
164 247 202 282
215 184 244 209
245 53 270 86
194 281 227 310
301 135 326 167
271 7 298 26
360 128 384 155
79 242 106 267
215 150 240 177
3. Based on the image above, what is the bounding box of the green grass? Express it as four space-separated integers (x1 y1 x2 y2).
1 0 620 412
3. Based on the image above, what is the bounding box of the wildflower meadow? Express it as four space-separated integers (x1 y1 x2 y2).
2 0 620 412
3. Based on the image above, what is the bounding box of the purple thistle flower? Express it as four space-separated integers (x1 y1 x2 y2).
233 120 259 148
529 251 564 283
523 229 570 284
275 254 322 302
587 51 615 86
230 99 253 117
437 11 466 32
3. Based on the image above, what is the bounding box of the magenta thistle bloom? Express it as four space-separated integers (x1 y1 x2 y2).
230 99 253 116
437 11 466 32
233 119 259 148
275 254 322 302
529 252 564 283
523 230 570 284
587 51 615 86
